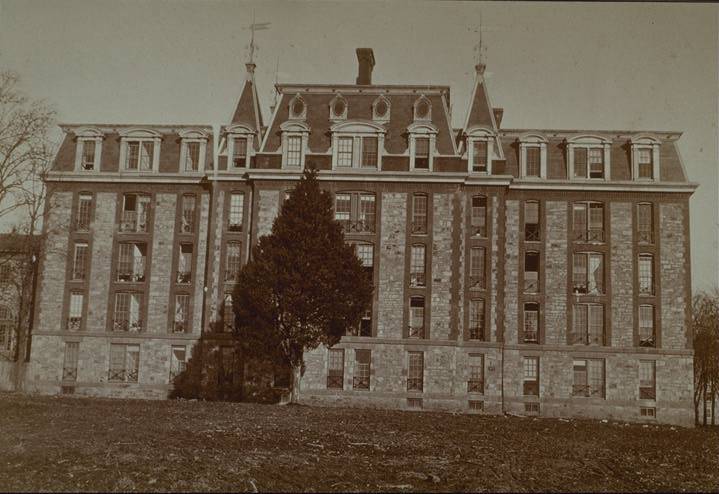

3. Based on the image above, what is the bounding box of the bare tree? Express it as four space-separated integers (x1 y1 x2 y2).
693 288 719 426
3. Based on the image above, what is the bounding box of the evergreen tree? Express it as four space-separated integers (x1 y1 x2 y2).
233 167 373 403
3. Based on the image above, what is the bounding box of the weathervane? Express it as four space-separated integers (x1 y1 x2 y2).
246 12 270 64
473 9 487 67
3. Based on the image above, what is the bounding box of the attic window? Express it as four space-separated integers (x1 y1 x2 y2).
330 95 347 120
289 94 306 119
73 128 104 172
568 137 610 181
376 100 388 117
414 96 431 121
631 137 660 182
372 96 391 122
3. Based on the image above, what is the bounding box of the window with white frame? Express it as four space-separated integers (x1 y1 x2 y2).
80 140 97 170
286 135 302 167
408 122 438 171
179 129 208 173
518 135 547 178
631 136 660 181
330 122 384 170
471 140 488 172
569 137 610 180
126 141 154 171
289 94 306 120
73 128 103 171
67 292 83 331
466 128 497 174
232 137 248 168
525 147 540 177
372 95 391 122
414 96 431 121
329 94 347 120
183 142 201 171
410 244 426 288
228 192 244 232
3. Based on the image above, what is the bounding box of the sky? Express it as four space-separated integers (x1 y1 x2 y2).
0 0 716 291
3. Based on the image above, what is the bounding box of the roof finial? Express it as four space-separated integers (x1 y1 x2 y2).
474 9 486 75
246 12 270 65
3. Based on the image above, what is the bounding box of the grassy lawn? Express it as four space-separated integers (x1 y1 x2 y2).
0 393 717 492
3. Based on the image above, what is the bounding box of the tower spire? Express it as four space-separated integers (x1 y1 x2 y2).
246 13 270 65
474 9 486 75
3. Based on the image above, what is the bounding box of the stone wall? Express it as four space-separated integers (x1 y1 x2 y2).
147 194 177 333
430 193 452 340
660 203 687 350
257 190 279 239
209 190 224 323
611 202 634 347
86 192 116 332
376 193 406 339
544 201 567 345
503 200 519 343
489 195 500 342
191 193 210 335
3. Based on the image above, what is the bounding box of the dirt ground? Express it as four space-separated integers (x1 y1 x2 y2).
0 392 717 492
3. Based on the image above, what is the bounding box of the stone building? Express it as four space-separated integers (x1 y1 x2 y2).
26 48 697 425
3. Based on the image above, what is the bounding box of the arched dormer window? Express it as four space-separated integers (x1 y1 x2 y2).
372 95 391 123
413 95 432 122
118 128 162 173
224 124 256 170
630 135 661 181
279 121 310 169
407 122 438 172
178 129 209 172
73 127 104 172
330 121 386 170
465 126 496 174
288 93 307 120
329 93 348 121
518 134 548 179
567 135 611 180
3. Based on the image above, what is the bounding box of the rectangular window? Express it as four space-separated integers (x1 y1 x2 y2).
67 292 83 331
572 359 605 397
572 304 603 345
468 354 484 393
639 360 656 400
407 351 424 391
76 194 92 231
170 345 187 381
184 142 200 171
639 305 655 347
468 299 485 341
524 201 540 241
414 137 430 169
524 251 539 293
177 244 192 284
573 202 604 242
62 342 79 381
471 196 487 237
126 141 153 171
327 348 344 389
523 302 539 343
525 147 540 177
228 193 244 232
523 356 539 396
173 294 190 333
72 243 88 280
225 242 242 282
638 149 653 179
361 137 378 168
588 148 604 178
353 349 371 390
588 304 604 345
109 344 140 382
334 193 351 229
358 194 375 232
181 195 196 233
81 140 96 170
337 137 354 167
355 243 374 282
637 203 653 244
574 148 587 178
472 140 488 172
409 297 425 338
223 293 233 332
638 254 654 295
358 309 372 337
410 244 426 287
117 243 146 282
286 136 302 167
120 194 150 233
469 246 485 290
232 137 247 168
412 194 428 234
113 292 142 332
572 252 604 295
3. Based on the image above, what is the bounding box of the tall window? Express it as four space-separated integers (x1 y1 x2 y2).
76 194 92 231
181 195 196 233
335 192 375 233
184 142 201 171
638 148 653 179
469 246 485 290
408 296 425 338
523 302 539 343
0 306 13 350
414 137 430 169
337 137 353 167
126 141 154 171
468 354 484 393
524 251 539 293
572 252 604 295
232 137 247 168
327 348 344 389
472 140 488 172
228 193 244 232
639 305 655 347
524 201 540 241
62 342 79 381
523 356 539 396
225 242 242 282
572 304 604 345
638 254 654 295
117 243 146 282
286 136 302 167
637 203 653 244
355 243 374 281
572 359 605 397
109 344 140 382
573 202 604 242
222 293 234 332
72 243 88 280
177 244 192 284
361 137 378 167
113 292 142 332
411 194 428 234
358 194 375 232
173 294 190 333
639 360 656 399
410 244 426 287
407 351 424 391
471 195 487 237
334 193 351 230
120 194 150 233
81 140 96 170
353 349 371 390
574 147 604 179
67 292 84 331
170 346 187 381
525 147 540 177
468 299 485 341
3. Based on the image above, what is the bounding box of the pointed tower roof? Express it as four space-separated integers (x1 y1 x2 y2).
463 63 498 131
231 63 264 149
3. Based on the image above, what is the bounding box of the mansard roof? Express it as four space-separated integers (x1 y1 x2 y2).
463 64 498 132
230 64 264 151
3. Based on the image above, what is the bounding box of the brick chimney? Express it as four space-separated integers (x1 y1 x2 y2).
356 48 375 85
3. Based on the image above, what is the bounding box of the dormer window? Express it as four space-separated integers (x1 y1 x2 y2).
329 94 347 121
279 121 310 169
408 122 438 172
289 94 307 120
465 127 496 174
567 136 611 180
472 141 487 172
81 140 96 170
225 124 255 170
127 141 154 171
286 136 302 167
330 121 385 170
518 134 548 178
232 137 247 168
415 138 430 169
119 129 161 173
179 129 208 172
73 128 104 172
631 136 660 181
372 95 390 122
413 95 431 121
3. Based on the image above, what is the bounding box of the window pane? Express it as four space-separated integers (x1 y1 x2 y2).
588 305 603 345
469 299 485 340
588 148 604 178
523 357 538 380
524 303 538 342
140 142 153 170
127 142 139 170
473 140 488 171
415 138 430 169
410 245 425 287
73 243 88 280
471 196 487 236
334 193 351 227
574 148 587 177
185 142 200 171
356 243 373 268
572 304 588 344
286 136 302 167
470 247 485 289
361 137 378 167
225 243 242 282
588 253 603 294
639 255 653 294
337 137 353 167
359 194 375 232
181 195 196 233
526 147 540 176
409 297 424 337
412 194 428 234
573 203 587 240
229 193 244 231
525 201 539 224
637 203 653 243
82 141 95 170
233 138 247 167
